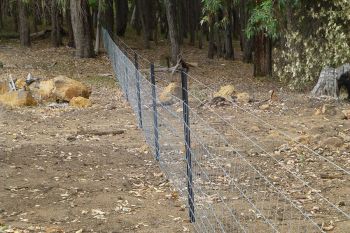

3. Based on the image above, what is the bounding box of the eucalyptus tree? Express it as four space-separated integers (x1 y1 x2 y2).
18 0 30 46
70 0 94 57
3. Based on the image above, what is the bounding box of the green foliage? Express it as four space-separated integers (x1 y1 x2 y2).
246 0 277 39
274 0 350 89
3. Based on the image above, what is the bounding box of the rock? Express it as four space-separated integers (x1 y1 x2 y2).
259 104 270 110
0 61 3 68
236 92 251 103
0 90 37 107
0 80 10 95
251 126 260 132
28 76 91 102
70 96 92 108
15 78 26 89
342 110 350 119
159 82 182 104
214 85 235 100
321 137 344 148
53 76 91 101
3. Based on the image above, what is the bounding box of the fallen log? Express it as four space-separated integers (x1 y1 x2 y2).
77 129 125 136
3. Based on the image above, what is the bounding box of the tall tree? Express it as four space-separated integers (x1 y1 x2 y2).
115 0 128 36
102 0 114 35
18 0 30 47
70 0 94 58
51 0 62 47
164 0 180 64
65 3 75 47
224 1 234 59
239 0 253 63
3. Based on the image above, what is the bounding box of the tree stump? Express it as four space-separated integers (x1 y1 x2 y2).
311 63 350 98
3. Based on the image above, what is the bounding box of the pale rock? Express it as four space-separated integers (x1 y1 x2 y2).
259 104 270 110
214 85 235 100
69 96 92 108
53 75 91 102
342 110 350 119
236 92 251 103
0 90 37 107
159 82 182 104
0 80 10 95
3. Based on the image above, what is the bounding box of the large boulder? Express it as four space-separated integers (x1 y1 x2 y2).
28 76 91 102
0 80 10 95
159 82 182 104
214 85 236 100
53 76 91 102
0 90 37 107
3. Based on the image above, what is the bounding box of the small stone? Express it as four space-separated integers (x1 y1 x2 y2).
338 201 346 207
69 96 92 108
236 92 251 103
342 110 350 119
259 104 270 110
67 135 77 142
213 85 235 100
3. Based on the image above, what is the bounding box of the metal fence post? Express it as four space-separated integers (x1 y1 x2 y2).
181 69 195 223
150 63 160 161
135 53 143 129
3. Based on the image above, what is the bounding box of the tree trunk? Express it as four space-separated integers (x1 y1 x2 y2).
240 0 253 63
95 0 102 54
164 0 180 65
70 0 94 58
312 64 350 98
66 4 75 47
208 17 216 59
188 0 195 45
136 0 150 48
253 33 272 77
115 0 128 36
224 3 234 59
130 4 142 35
102 0 114 35
51 0 62 47
18 0 30 47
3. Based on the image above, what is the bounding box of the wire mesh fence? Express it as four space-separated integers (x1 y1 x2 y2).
102 28 350 233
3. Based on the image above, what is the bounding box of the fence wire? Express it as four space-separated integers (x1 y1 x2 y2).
102 28 350 233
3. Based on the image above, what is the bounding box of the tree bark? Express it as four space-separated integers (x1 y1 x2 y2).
65 4 75 47
102 0 114 35
51 0 62 47
164 0 180 65
115 0 128 36
239 0 253 63
224 3 234 59
18 0 30 47
208 16 216 59
95 0 102 54
70 0 94 58
253 33 272 76
136 0 150 48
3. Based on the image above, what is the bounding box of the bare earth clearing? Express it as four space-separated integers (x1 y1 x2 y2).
1 36 350 232
0 40 192 233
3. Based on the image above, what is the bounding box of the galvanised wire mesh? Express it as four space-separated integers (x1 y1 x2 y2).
102 28 350 233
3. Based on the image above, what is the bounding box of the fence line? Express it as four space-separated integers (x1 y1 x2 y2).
102 28 349 233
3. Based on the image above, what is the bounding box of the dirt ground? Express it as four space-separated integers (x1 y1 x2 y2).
1 35 350 233
0 40 192 233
